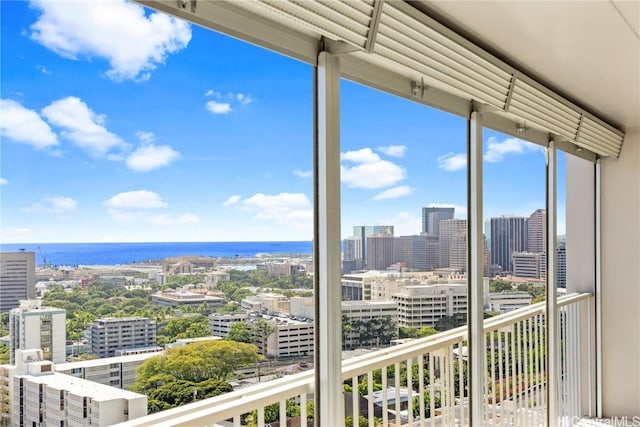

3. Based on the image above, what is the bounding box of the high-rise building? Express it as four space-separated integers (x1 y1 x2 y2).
490 216 528 273
439 219 467 268
527 209 546 253
88 317 157 358
342 236 363 273
393 235 438 271
421 207 454 236
353 225 394 268
0 252 36 313
557 241 567 288
9 300 66 364
366 234 394 271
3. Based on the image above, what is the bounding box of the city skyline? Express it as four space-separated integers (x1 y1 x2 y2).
1 0 565 244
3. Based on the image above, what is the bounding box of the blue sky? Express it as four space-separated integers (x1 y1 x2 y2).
0 0 563 243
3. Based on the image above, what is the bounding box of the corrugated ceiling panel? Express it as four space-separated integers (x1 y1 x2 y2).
236 0 373 49
376 2 511 109
509 79 582 141
578 117 623 157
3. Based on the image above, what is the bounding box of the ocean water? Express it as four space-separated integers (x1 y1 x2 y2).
0 242 313 266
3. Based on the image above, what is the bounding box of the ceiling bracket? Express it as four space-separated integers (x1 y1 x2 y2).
411 77 425 98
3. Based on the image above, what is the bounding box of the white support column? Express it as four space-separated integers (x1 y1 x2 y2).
546 139 559 425
314 50 343 427
595 159 602 418
468 110 485 424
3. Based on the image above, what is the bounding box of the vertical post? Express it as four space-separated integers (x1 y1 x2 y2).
595 159 602 418
468 110 485 423
546 139 559 425
314 50 343 427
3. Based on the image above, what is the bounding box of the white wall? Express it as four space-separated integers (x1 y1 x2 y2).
599 129 640 416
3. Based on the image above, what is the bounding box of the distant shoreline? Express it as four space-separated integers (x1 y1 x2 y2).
2 241 314 267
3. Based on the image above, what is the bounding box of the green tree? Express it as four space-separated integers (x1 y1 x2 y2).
227 321 253 344
132 340 259 413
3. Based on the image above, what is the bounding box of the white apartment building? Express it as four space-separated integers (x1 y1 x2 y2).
3 349 147 427
9 300 66 364
488 291 533 313
56 352 159 390
88 317 156 358
392 284 467 328
209 313 249 338
0 252 36 313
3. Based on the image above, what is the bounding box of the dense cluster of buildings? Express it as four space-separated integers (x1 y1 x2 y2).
343 207 566 287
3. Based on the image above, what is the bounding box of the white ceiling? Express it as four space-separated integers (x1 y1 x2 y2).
414 0 640 132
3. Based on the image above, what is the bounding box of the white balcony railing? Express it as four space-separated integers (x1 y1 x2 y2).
117 293 592 427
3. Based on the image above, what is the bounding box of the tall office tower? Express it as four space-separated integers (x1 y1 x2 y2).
0 252 36 313
9 300 66 364
88 317 157 358
342 236 363 273
439 219 467 268
394 235 435 271
490 216 528 273
449 231 467 271
421 207 454 236
557 241 567 288
353 225 394 268
366 234 394 271
527 209 546 253
484 219 492 247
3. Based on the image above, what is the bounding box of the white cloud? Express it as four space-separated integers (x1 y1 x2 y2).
204 91 252 114
0 228 34 243
36 64 51 75
373 185 414 200
230 193 313 229
135 131 155 143
484 137 542 162
341 148 381 163
341 148 406 189
41 97 127 157
103 190 167 210
236 93 252 106
0 178 7 186
29 0 191 81
206 101 232 115
126 144 180 172
23 196 77 217
438 152 467 171
0 99 58 149
377 145 406 158
222 195 241 207
293 169 312 178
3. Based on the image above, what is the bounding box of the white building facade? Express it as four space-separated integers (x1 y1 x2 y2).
9 300 66 364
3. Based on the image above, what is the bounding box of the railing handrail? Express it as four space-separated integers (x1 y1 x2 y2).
116 292 592 427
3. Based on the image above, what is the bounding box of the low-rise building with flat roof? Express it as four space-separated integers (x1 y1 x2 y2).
3 349 147 427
